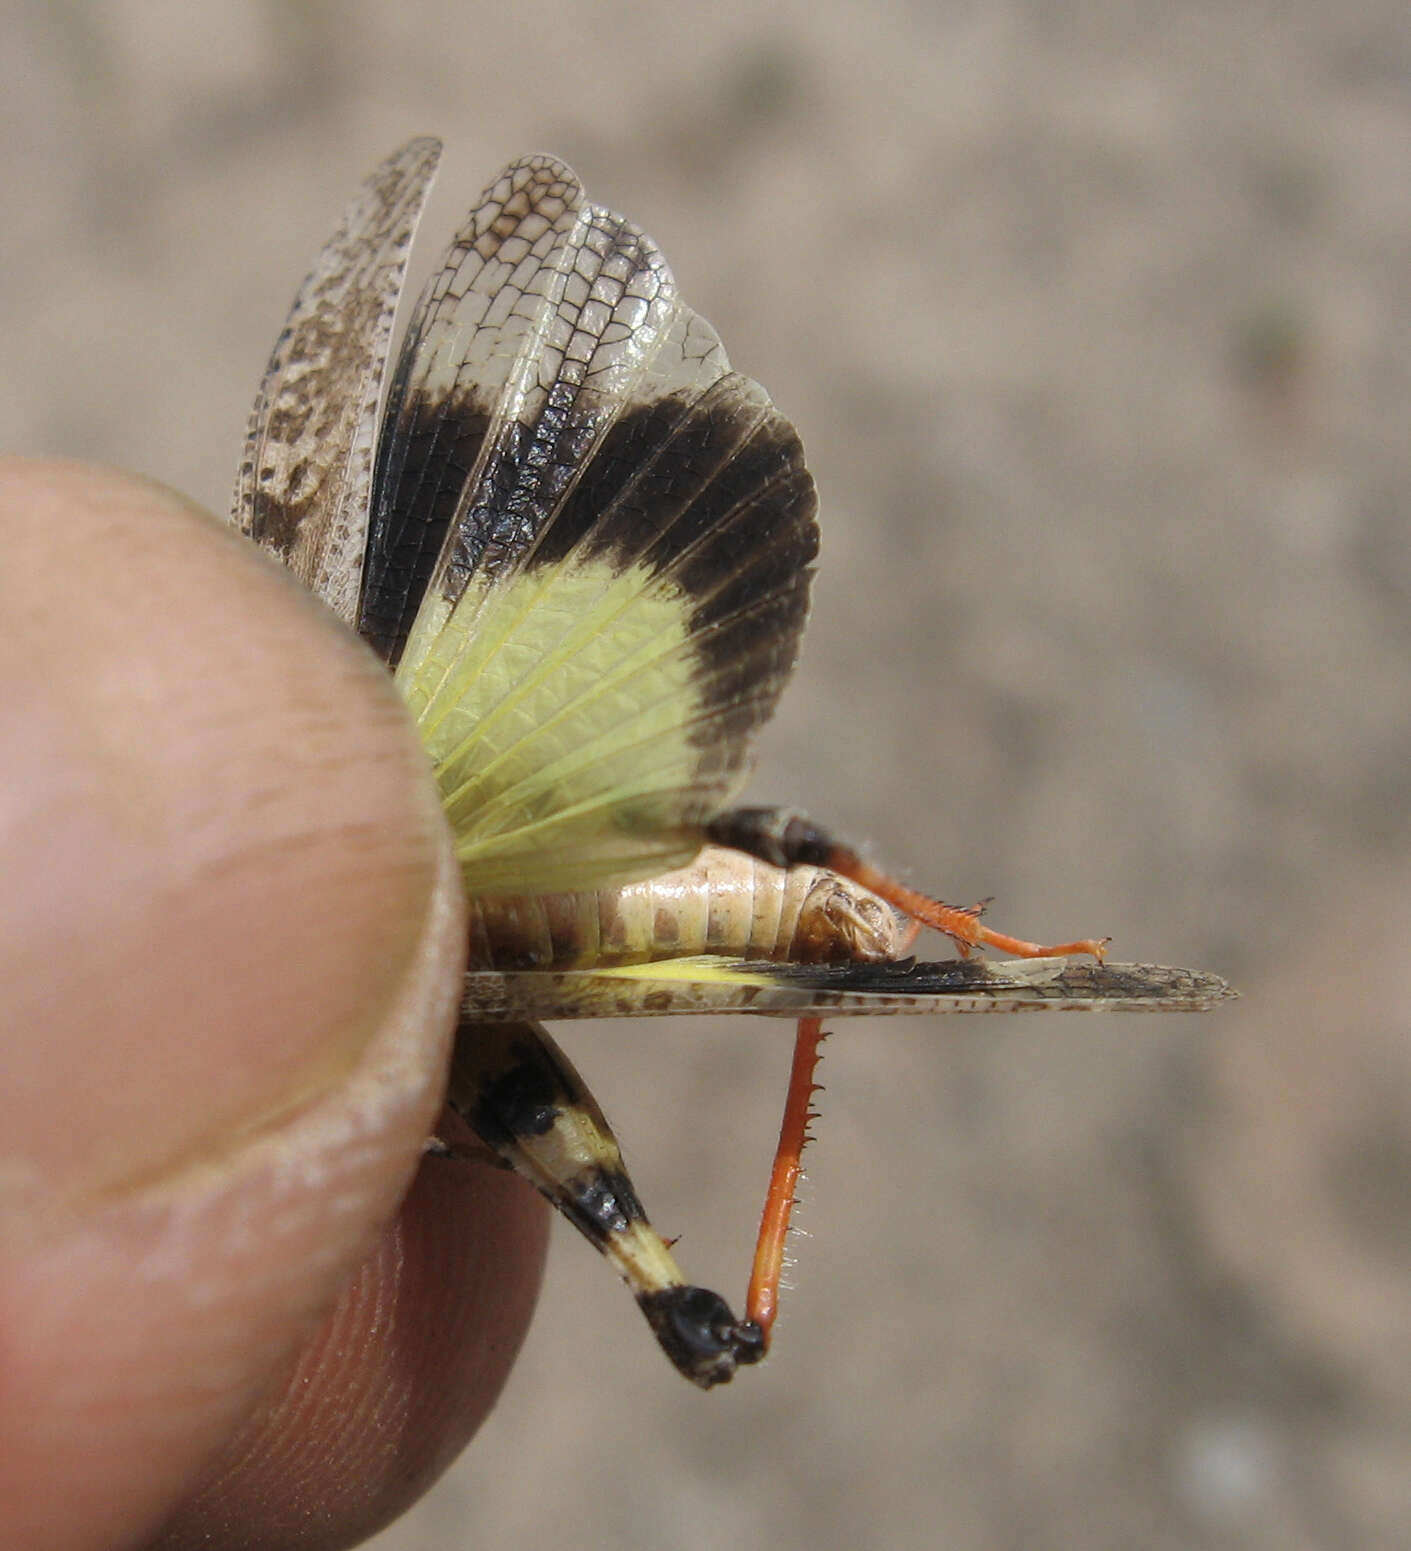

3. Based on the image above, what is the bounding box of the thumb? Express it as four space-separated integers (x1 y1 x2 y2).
0 460 538 1551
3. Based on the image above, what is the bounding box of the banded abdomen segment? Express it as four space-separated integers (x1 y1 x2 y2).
466 847 905 971
448 1018 764 1388
707 807 1110 961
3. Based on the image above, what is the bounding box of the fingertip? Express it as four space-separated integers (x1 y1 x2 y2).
0 457 459 1200
154 1152 548 1551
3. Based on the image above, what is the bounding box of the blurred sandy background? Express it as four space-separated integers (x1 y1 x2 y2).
6 3 1411 1546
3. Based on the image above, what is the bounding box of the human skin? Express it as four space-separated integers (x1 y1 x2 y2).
0 459 548 1551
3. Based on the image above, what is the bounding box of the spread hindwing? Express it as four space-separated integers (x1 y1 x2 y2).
368 154 819 896
231 145 819 900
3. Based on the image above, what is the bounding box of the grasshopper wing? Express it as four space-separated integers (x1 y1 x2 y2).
232 137 442 623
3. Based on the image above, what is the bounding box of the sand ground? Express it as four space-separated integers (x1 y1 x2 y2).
6 3 1411 1546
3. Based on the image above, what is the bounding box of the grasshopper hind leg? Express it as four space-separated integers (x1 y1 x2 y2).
448 1018 764 1388
708 806 1109 960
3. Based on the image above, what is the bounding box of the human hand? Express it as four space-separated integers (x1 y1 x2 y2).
0 460 547 1551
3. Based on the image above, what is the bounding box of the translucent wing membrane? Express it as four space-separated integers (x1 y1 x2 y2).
360 156 597 660
370 155 818 896
232 138 441 622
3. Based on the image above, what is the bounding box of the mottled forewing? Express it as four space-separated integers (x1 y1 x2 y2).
375 156 819 896
231 137 441 622
463 959 1236 1021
